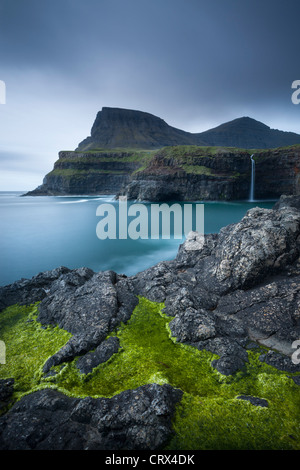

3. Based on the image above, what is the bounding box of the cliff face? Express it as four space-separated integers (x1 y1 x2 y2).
26 145 300 200
25 150 151 196
254 147 300 199
118 145 300 201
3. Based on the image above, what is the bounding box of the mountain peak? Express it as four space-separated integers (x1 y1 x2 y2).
77 107 206 150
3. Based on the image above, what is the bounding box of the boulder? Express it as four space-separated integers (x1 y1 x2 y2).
0 384 182 450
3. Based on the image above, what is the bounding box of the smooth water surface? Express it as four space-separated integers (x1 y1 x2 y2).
0 192 276 286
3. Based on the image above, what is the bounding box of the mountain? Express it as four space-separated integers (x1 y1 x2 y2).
199 116 300 149
76 107 206 150
76 107 300 150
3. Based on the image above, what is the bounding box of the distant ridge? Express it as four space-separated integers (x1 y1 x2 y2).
76 107 300 150
199 116 300 149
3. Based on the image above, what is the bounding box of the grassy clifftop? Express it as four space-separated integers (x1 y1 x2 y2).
25 144 300 198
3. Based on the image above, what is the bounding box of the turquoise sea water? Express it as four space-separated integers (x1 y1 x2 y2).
0 192 276 286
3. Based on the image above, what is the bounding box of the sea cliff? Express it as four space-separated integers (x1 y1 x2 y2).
25 145 300 200
119 145 300 201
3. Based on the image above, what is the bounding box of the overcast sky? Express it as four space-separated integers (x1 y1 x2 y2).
0 0 299 190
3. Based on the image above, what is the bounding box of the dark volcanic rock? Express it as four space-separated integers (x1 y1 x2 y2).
236 395 269 407
39 270 138 373
0 266 73 311
273 194 300 211
119 145 300 202
0 379 14 413
76 336 120 375
128 199 300 375
0 384 183 450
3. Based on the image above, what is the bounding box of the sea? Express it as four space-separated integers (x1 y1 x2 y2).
0 191 276 287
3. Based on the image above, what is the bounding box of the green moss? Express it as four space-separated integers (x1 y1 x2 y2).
58 150 154 163
182 165 214 176
49 169 127 177
157 145 252 159
0 303 72 403
1 298 299 449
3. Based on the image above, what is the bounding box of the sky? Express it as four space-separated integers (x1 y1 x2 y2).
0 0 299 190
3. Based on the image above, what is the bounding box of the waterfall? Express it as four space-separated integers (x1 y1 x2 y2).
249 154 255 202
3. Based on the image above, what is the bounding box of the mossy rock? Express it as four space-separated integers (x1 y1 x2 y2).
0 298 299 449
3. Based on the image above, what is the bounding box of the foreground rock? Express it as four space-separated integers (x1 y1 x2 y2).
0 384 182 450
131 196 300 375
0 194 300 449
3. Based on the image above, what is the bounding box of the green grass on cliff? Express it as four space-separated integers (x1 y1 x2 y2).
156 145 252 158
46 145 256 182
58 149 154 162
50 168 128 177
0 299 299 450
47 144 300 183
181 165 214 175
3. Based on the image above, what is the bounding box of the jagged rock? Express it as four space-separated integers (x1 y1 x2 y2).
212 355 247 376
236 395 269 407
40 271 138 373
76 336 120 375
273 194 300 211
129 201 300 375
0 266 74 311
0 384 183 450
0 379 14 412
